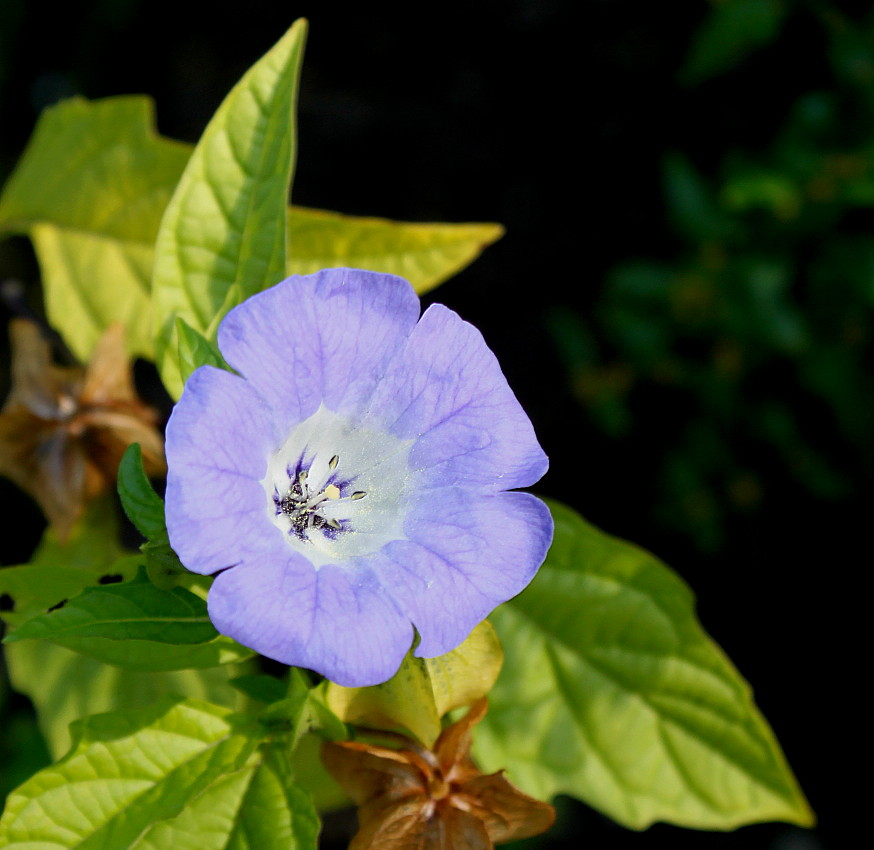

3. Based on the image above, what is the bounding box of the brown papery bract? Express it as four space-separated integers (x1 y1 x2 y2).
322 699 555 849
0 320 165 538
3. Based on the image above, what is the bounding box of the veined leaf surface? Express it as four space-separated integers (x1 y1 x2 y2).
477 499 814 831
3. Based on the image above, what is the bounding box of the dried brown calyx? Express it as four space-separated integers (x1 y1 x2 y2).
0 319 165 538
322 698 555 849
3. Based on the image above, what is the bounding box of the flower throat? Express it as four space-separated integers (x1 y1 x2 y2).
276 453 366 539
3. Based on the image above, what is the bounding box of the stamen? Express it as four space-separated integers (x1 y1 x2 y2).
351 491 366 500
278 460 354 541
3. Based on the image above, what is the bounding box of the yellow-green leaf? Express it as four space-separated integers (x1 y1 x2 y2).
476 499 814 831
287 206 503 296
152 21 307 398
0 96 190 359
325 620 502 747
2 502 248 758
1 93 502 383
0 697 260 848
4 640 250 759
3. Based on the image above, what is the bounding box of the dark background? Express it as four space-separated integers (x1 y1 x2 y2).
1 1 865 847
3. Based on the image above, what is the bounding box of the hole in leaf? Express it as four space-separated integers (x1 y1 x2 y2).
0 593 14 612
98 574 124 585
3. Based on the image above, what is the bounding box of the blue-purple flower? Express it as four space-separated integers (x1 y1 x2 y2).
165 269 552 686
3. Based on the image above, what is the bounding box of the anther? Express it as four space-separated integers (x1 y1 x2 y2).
351 491 366 500
329 455 339 470
327 518 341 530
325 484 340 500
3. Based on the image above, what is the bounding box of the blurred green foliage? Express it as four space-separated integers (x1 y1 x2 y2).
551 0 874 552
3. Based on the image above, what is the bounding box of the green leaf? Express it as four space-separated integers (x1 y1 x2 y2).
118 443 167 540
177 316 228 382
3 507 251 755
0 562 134 629
0 697 270 849
153 20 307 398
304 685 348 743
475 499 814 831
230 674 288 704
131 744 319 850
1 93 499 384
662 151 733 242
4 640 249 759
326 620 502 747
258 668 310 736
290 732 349 814
680 0 787 86
142 535 188 589
29 494 128 571
259 670 346 746
50 633 254 672
2 566 251 671
0 495 141 631
287 206 504 296
0 96 190 359
5 571 217 645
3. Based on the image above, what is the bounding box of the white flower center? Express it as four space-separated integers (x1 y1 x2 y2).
262 405 417 567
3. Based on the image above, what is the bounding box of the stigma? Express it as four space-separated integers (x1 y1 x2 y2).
275 454 366 540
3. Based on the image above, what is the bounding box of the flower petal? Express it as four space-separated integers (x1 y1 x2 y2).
207 556 414 686
217 268 421 426
361 304 547 491
165 366 281 574
365 490 553 658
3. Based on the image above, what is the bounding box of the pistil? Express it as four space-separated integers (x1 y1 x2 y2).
276 454 366 540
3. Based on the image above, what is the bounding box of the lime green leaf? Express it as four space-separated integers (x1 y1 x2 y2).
5 571 217 645
118 443 166 540
476 499 814 831
326 620 502 747
290 732 349 814
177 316 228 383
287 206 504 295
0 96 190 359
0 697 266 849
4 639 249 759
131 744 319 850
153 20 307 398
1 92 498 382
